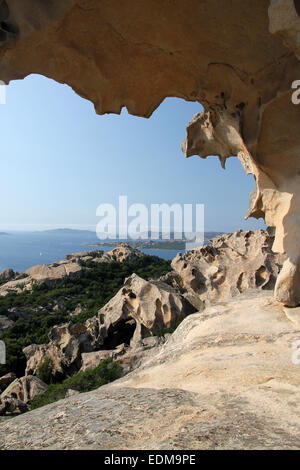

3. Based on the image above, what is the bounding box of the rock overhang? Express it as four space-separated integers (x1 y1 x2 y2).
0 0 300 304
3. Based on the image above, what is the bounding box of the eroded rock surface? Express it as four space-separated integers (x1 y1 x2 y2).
0 269 18 282
269 0 300 60
1 375 47 403
0 372 16 393
172 229 284 305
23 322 93 381
25 262 83 285
0 243 142 298
0 397 28 416
1 291 299 450
0 260 83 296
23 273 197 379
19 231 285 381
0 2 299 303
98 243 143 264
86 273 198 351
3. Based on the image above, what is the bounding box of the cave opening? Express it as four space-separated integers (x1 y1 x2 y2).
101 318 136 350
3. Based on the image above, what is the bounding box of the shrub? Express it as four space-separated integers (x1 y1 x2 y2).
30 358 122 410
36 357 54 385
156 327 175 337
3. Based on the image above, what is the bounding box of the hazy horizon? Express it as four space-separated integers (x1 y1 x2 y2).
0 75 266 234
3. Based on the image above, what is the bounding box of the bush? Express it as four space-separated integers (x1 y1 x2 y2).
30 358 122 410
36 357 54 385
156 327 175 337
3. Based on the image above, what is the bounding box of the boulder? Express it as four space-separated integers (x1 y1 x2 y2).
0 277 29 297
172 230 285 305
0 397 28 416
80 343 127 372
0 373 16 393
67 244 142 264
0 244 144 298
0 269 18 282
23 322 94 380
25 261 83 286
66 250 103 261
1 376 47 403
81 337 167 374
70 304 83 317
100 243 143 263
0 1 299 306
86 273 198 350
1 291 299 449
0 260 83 297
23 272 198 379
65 389 80 398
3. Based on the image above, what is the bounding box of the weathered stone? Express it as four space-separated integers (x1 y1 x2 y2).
0 244 142 298
0 260 83 297
142 336 161 349
86 273 198 351
0 397 28 416
0 277 30 297
66 250 103 261
269 0 300 60
100 243 143 263
172 230 284 305
86 243 143 265
25 262 83 286
80 344 127 372
0 373 16 393
69 304 83 317
0 0 299 303
23 323 93 380
1 376 47 403
65 389 80 398
0 268 17 282
0 291 299 449
0 2 299 303
67 244 142 265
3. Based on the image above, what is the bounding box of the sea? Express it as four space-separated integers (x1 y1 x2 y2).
0 231 185 273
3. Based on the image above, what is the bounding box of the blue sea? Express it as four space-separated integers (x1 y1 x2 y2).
0 231 184 273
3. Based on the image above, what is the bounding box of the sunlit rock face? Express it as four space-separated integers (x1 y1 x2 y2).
0 0 300 304
172 230 285 305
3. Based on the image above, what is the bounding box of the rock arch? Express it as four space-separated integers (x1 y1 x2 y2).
1 0 300 305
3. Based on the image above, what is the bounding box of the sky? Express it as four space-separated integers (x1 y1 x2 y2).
0 74 265 233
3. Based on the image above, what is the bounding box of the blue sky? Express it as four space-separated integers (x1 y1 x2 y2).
0 74 265 233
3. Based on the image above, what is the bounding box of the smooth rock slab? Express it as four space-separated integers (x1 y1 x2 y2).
0 387 299 450
0 291 299 450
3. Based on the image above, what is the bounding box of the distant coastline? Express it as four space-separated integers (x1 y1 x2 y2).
84 232 224 251
85 240 187 250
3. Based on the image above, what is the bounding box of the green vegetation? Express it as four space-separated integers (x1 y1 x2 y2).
36 357 54 385
156 327 175 337
0 255 171 378
30 358 122 410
